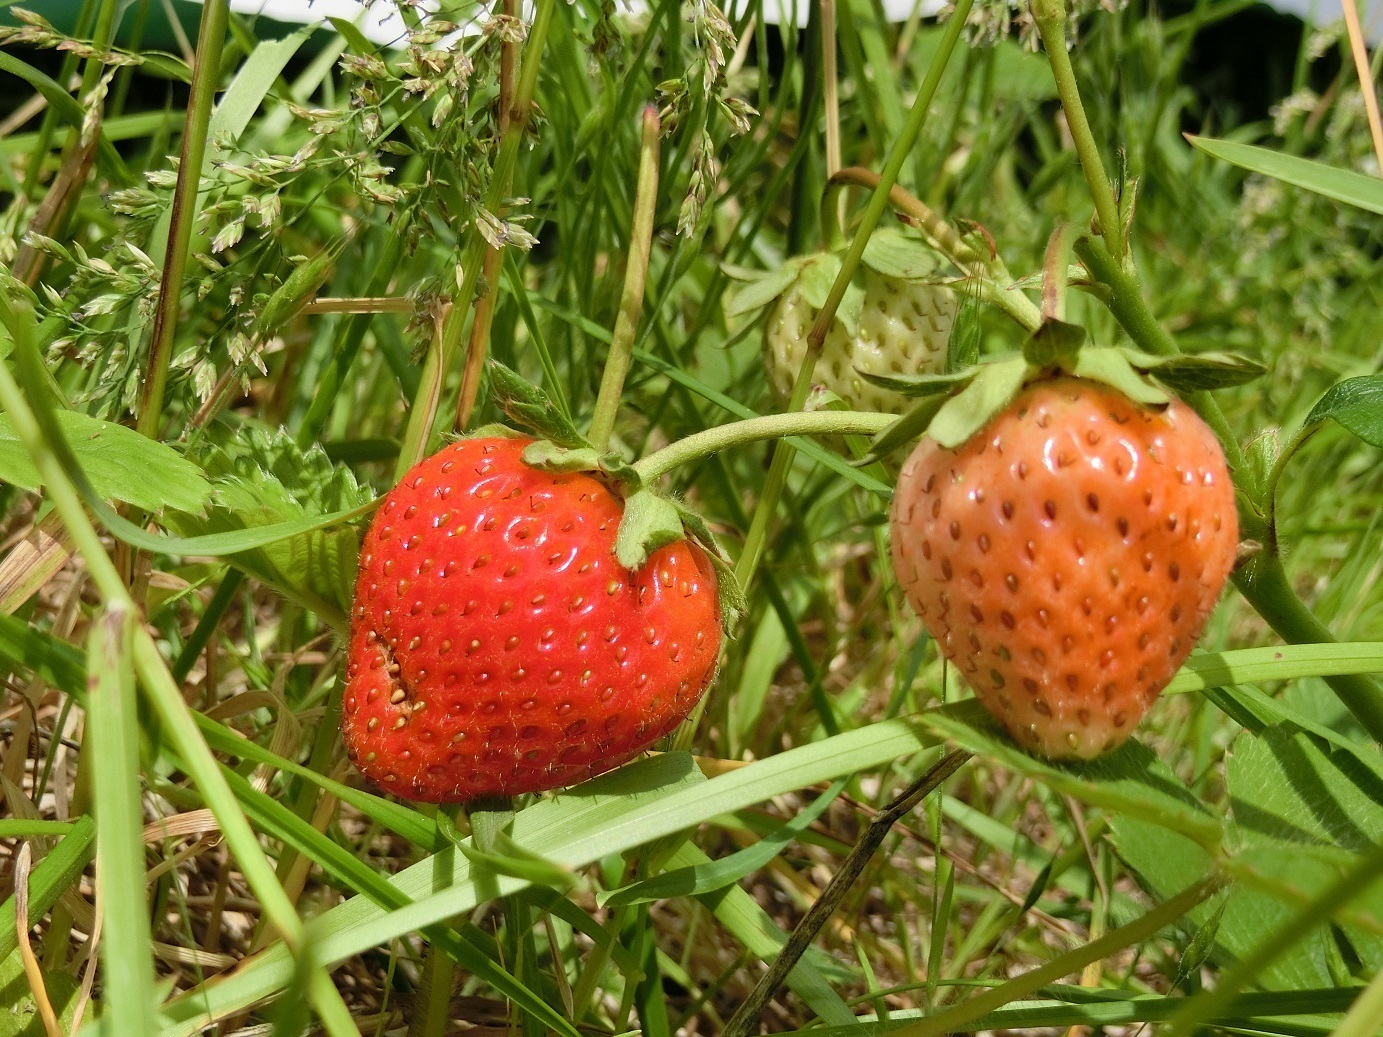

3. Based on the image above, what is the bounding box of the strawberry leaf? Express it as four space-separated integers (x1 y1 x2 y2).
485 360 589 448
163 427 372 625
1126 350 1268 393
1300 374 1383 449
615 489 686 570
927 357 1030 448
1071 347 1170 406
0 409 211 514
860 227 944 280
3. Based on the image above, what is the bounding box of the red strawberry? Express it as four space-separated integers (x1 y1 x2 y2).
342 436 721 802
889 378 1238 758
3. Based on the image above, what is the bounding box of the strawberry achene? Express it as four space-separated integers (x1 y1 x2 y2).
890 378 1238 758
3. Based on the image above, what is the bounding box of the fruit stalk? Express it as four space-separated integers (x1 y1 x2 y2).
735 0 977 591
588 106 661 451
1031 0 1126 262
719 749 970 1037
633 410 896 483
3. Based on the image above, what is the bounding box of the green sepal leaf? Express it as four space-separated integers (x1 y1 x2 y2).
668 501 744 633
945 283 983 373
928 356 1031 449
485 360 589 449
1022 317 1087 368
1071 347 1170 407
860 227 944 280
439 810 582 893
0 410 212 514
856 393 951 465
615 489 686 570
464 422 528 441
853 367 980 398
521 441 605 474
1301 374 1383 448
1125 350 1268 393
721 257 811 317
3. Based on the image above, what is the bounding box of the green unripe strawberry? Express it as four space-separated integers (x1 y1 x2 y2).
764 267 956 413
724 228 958 413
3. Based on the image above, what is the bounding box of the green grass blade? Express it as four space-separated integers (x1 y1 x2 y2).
88 606 158 1035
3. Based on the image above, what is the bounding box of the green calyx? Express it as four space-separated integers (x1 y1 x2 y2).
478 360 743 632
856 324 1265 463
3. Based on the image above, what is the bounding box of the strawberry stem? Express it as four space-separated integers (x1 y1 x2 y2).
588 106 662 452
735 0 977 592
1032 0 1126 263
633 410 895 485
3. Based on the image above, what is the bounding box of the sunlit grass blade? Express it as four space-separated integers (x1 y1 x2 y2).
87 605 157 1035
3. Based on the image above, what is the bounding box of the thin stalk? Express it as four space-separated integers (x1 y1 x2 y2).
633 410 895 484
734 0 976 592
1031 0 1125 260
892 872 1229 1037
137 0 230 439
720 750 970 1037
587 106 661 451
396 0 557 477
821 0 843 246
456 0 521 431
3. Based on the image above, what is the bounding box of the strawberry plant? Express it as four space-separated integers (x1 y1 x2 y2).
1 0 1382 1035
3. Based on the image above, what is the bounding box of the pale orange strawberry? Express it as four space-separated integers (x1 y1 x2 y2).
889 377 1238 758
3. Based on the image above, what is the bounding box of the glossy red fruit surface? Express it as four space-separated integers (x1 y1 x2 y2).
889 378 1238 758
342 437 721 802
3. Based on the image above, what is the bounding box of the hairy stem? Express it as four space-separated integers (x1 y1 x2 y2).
634 410 895 484
1032 0 1125 259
